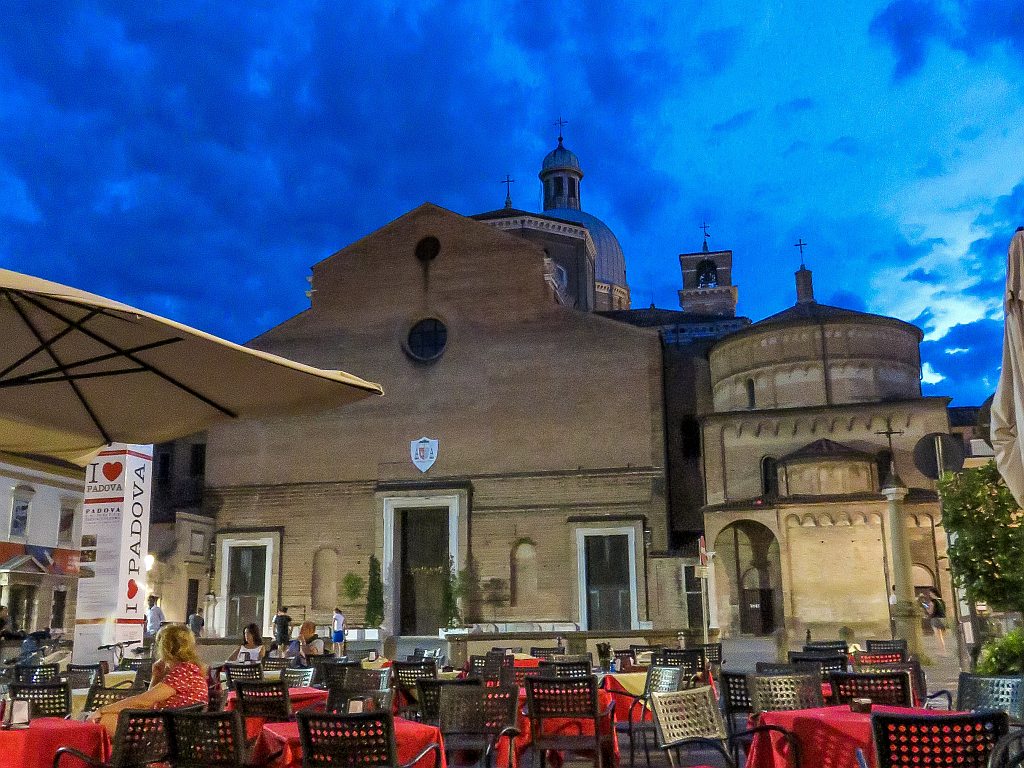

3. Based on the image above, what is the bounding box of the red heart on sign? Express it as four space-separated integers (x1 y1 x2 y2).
126 579 139 599
102 462 123 482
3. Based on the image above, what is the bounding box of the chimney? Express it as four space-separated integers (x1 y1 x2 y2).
795 265 815 304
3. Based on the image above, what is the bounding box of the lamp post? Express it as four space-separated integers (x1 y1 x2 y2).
881 468 924 657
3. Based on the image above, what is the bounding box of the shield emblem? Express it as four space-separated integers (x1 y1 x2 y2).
411 437 438 473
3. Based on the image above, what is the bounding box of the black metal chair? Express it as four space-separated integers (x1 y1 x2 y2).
612 649 637 670
169 709 266 768
828 671 914 707
525 676 615 768
84 685 138 713
650 686 801 768
391 660 436 713
54 709 171 768
65 663 104 689
613 665 687 768
531 647 565 660
719 672 754 737
803 640 848 654
224 663 264 685
439 684 520 768
748 673 824 713
871 709 1008 768
853 650 908 665
755 662 824 677
232 679 292 723
296 711 442 768
325 687 393 714
317 660 361 689
696 642 723 668
118 658 153 688
652 649 704 679
956 673 1024 720
10 681 71 718
853 660 951 708
415 677 480 725
865 639 908 657
470 654 512 685
307 653 339 687
538 659 592 679
787 651 846 680
989 729 1024 768
281 666 315 688
14 663 60 684
261 657 292 671
324 666 394 714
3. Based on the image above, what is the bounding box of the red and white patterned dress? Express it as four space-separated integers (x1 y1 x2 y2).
154 662 209 709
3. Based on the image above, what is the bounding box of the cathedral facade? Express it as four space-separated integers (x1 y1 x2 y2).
189 136 950 643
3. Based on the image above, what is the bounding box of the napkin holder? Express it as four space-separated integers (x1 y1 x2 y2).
0 698 29 729
850 698 873 714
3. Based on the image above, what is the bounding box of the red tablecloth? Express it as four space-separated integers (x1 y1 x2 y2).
0 718 111 768
511 688 619 768
225 686 329 740
600 674 652 725
745 705 957 768
252 716 446 768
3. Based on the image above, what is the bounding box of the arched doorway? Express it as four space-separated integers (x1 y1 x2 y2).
714 520 783 636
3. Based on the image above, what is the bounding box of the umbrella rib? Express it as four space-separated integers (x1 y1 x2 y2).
0 337 183 387
0 366 149 387
0 301 105 380
16 290 239 419
5 292 112 444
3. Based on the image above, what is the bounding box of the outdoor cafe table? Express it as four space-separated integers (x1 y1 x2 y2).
252 715 446 768
745 704 958 768
600 672 651 724
510 687 619 768
0 717 110 768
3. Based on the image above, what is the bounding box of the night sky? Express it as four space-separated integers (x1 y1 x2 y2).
1 2 1020 406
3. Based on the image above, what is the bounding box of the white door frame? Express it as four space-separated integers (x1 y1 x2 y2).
575 526 639 631
218 536 275 638
383 495 460 635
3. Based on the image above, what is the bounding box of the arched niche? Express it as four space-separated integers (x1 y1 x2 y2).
510 540 538 607
311 548 339 611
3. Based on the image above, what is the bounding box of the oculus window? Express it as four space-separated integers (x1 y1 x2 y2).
407 318 448 362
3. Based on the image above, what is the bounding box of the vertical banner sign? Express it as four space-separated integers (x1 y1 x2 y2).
72 444 152 664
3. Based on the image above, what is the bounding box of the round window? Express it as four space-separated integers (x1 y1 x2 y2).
415 236 440 263
406 318 448 362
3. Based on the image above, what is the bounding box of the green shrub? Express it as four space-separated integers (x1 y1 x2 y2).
342 572 366 603
976 628 1024 675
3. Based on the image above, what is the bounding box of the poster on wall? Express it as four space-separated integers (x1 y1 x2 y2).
72 444 152 665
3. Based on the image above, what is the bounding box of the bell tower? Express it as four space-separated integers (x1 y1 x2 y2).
677 226 738 317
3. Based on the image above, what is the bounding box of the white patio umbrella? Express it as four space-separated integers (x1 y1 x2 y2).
992 228 1024 506
0 268 382 464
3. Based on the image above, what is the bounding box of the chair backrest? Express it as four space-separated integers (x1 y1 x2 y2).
720 672 753 717
469 654 511 683
224 663 264 684
829 671 914 707
525 676 599 721
106 710 172 768
531 647 565 660
865 639 908 657
281 666 315 688
787 651 846 679
645 665 687 697
85 684 138 712
297 711 400 768
537 660 592 680
66 663 104 689
118 656 151 671
854 661 926 702
650 686 728 748
653 648 705 677
854 650 907 665
170 710 248 768
697 643 723 666
872 710 1008 768
439 684 518 738
10 681 71 717
956 673 1024 719
416 678 481 725
755 662 799 675
233 680 292 721
325 687 393 714
14 663 60 683
804 640 848 654
127 660 154 688
392 660 437 691
318 660 362 689
307 654 339 686
748 673 824 713
261 656 292 671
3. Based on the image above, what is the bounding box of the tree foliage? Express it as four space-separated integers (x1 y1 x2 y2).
365 554 384 627
939 461 1024 614
342 572 366 603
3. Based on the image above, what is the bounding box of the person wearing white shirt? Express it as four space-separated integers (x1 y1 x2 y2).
332 607 346 656
145 595 166 639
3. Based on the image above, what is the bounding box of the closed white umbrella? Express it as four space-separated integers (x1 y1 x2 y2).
0 268 382 463
992 228 1024 505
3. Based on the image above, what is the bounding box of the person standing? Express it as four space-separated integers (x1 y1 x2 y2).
187 609 204 638
332 607 346 656
929 588 948 654
145 595 166 640
273 606 292 646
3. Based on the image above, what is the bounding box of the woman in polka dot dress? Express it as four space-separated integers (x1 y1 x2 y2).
89 624 208 736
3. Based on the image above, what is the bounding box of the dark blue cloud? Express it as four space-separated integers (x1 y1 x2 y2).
711 109 758 134
906 267 941 284
827 290 867 311
920 318 1003 404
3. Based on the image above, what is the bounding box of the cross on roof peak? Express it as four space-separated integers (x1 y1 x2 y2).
553 116 568 142
794 238 808 266
500 174 515 209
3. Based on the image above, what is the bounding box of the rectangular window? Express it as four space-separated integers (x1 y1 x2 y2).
58 506 75 546
189 530 205 556
50 589 67 629
190 443 206 477
554 177 565 196
10 497 29 538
